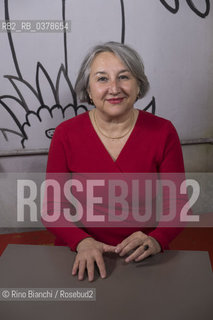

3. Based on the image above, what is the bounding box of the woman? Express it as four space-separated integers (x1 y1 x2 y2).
45 41 185 281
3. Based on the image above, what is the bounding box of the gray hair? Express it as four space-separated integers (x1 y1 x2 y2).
74 41 149 104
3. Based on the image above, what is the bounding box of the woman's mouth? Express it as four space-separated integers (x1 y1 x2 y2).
106 98 124 104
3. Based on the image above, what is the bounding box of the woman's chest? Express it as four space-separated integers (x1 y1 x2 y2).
66 133 159 173
98 135 130 162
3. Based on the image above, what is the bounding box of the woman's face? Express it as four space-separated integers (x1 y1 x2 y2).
87 52 139 118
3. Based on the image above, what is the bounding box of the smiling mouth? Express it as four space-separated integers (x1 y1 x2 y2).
106 98 124 104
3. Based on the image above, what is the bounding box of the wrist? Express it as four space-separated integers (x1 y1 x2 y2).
76 237 95 252
149 236 162 252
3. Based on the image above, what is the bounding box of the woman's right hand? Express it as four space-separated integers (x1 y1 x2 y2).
72 238 116 282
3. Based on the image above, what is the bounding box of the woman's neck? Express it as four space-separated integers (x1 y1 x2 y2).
91 108 138 140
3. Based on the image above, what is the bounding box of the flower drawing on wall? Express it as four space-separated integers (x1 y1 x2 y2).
3 0 208 151
1 59 88 149
0 0 90 150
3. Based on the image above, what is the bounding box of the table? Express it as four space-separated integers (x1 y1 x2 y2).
0 244 212 320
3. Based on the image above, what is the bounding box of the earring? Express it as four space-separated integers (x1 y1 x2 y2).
89 97 93 104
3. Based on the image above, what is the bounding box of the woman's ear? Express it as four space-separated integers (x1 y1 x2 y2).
135 86 140 102
87 87 91 99
87 88 93 104
137 84 141 98
137 85 140 96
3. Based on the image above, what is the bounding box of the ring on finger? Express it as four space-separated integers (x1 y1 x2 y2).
143 244 149 251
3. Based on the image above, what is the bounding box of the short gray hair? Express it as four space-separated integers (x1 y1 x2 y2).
74 41 149 104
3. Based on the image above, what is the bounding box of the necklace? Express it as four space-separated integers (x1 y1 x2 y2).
93 109 135 140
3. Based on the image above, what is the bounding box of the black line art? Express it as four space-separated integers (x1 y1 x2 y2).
0 0 84 148
143 97 156 115
160 0 210 18
186 0 210 18
159 0 179 14
4 0 23 80
120 0 125 43
4 0 205 150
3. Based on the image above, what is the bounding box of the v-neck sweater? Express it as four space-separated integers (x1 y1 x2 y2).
45 110 185 251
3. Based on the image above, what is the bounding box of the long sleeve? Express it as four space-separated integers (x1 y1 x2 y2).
148 121 185 250
42 124 92 251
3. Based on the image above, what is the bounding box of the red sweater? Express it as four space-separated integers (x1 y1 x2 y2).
45 110 185 251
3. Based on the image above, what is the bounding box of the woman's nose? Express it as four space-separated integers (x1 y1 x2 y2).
108 79 120 94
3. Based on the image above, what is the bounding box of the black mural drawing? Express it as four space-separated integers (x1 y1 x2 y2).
1 0 86 148
0 0 156 150
159 0 210 18
2 0 210 150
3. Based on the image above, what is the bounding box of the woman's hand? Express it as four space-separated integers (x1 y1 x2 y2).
115 231 161 263
72 238 115 282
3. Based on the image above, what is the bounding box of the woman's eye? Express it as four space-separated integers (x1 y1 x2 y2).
119 75 129 80
97 77 108 82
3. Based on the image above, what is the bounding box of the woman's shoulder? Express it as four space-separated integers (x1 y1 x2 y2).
55 111 90 133
138 109 175 132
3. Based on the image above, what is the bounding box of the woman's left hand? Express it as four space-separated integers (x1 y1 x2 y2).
115 231 161 263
